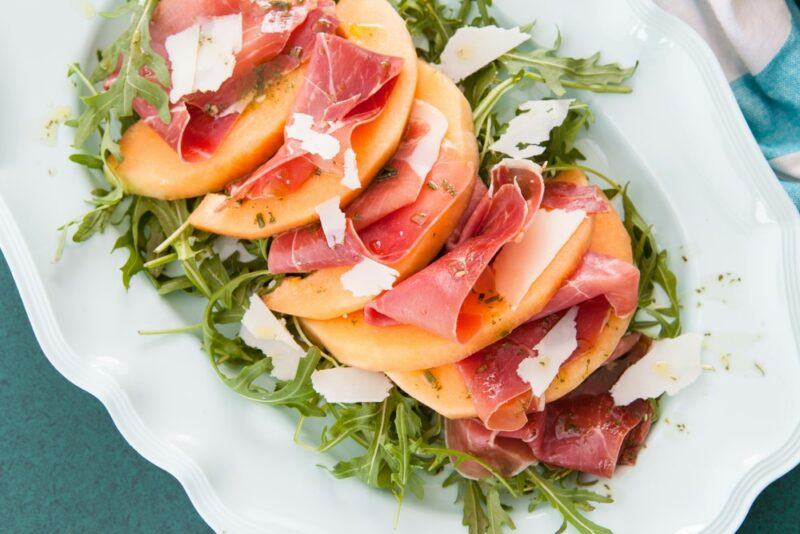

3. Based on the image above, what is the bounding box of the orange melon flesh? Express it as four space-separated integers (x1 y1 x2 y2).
263 62 478 320
188 0 418 239
388 177 635 418
300 213 594 372
112 68 304 200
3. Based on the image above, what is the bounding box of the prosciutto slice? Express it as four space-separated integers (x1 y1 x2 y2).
267 101 471 274
365 184 528 341
541 182 609 214
446 372 653 480
534 251 641 320
444 418 537 479
456 298 611 432
135 0 337 162
229 33 404 199
364 160 545 341
524 394 652 477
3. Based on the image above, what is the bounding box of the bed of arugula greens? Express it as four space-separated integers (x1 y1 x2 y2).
62 1 682 532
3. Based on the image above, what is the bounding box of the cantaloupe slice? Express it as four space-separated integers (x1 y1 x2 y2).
388 177 636 418
188 0 418 239
263 62 478 320
300 180 595 372
111 68 304 200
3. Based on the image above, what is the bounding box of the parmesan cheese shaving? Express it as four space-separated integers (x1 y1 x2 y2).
491 99 572 159
341 148 360 189
311 367 393 403
286 113 341 160
194 14 243 93
516 307 579 397
240 294 305 381
493 207 587 308
610 333 703 406
166 24 200 103
340 258 399 298
165 14 243 103
406 100 448 178
315 197 347 248
438 26 529 82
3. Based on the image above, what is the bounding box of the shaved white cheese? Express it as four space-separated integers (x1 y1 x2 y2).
340 257 399 298
165 24 200 103
166 14 242 103
315 197 347 248
194 14 243 93
286 113 340 160
610 333 703 406
240 294 305 381
438 25 529 82
406 100 448 177
212 236 258 262
493 207 587 308
517 307 579 397
341 148 360 189
311 367 393 403
491 99 572 159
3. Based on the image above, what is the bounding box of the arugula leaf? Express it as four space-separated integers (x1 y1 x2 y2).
76 0 169 147
501 32 637 96
524 468 612 534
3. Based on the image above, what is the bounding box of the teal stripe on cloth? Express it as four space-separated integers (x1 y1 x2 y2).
729 0 800 208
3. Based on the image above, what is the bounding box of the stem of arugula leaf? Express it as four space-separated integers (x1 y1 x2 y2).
154 219 192 254
419 446 518 497
138 323 202 336
143 252 178 269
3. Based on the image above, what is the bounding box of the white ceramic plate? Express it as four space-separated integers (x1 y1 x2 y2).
2 0 799 532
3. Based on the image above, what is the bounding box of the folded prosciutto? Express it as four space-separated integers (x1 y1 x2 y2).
446 338 654 480
134 0 338 162
228 33 405 199
267 100 474 273
456 297 615 432
365 163 606 342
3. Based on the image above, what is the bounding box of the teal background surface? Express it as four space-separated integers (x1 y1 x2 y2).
0 251 797 533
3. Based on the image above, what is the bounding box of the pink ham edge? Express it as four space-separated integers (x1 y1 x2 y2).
364 160 545 341
267 102 468 274
541 181 610 214
364 184 528 341
346 100 448 230
455 298 612 433
446 391 653 480
533 251 641 320
228 33 404 199
135 0 337 162
444 418 537 479
268 219 371 273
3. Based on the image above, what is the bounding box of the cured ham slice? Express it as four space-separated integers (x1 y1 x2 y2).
266 100 452 274
534 251 641 320
365 184 528 341
444 418 537 479
346 101 448 229
525 394 652 477
445 393 653 480
228 33 405 199
364 160 546 341
541 182 609 214
456 298 613 432
136 0 337 162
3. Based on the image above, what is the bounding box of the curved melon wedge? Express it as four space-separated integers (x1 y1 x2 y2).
264 62 478 320
300 214 594 372
188 0 418 239
111 68 304 200
388 180 636 418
